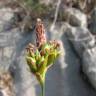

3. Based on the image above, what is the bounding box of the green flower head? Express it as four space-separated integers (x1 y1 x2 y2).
25 18 60 96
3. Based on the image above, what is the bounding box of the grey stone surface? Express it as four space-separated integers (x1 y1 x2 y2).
88 7 96 34
83 47 96 89
65 22 96 90
0 8 15 32
63 8 87 27
66 25 95 57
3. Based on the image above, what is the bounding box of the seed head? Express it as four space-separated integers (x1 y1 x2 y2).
35 18 47 48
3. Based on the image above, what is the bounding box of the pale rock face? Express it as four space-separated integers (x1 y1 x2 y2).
88 7 96 34
3 47 14 59
0 8 13 21
0 8 14 32
65 23 96 89
66 25 95 57
83 48 96 89
63 8 87 27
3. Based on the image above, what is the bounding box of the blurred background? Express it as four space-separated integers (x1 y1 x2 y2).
0 0 96 96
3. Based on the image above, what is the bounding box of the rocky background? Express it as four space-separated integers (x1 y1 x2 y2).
0 0 96 96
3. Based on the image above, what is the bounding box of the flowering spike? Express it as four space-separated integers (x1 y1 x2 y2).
25 18 60 96
35 18 47 48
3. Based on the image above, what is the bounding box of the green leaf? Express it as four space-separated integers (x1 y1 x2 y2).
28 51 35 58
55 50 61 58
38 56 48 74
40 43 51 57
56 51 61 57
47 53 55 66
26 56 37 73
36 55 44 68
35 49 41 60
47 50 60 67
41 43 50 51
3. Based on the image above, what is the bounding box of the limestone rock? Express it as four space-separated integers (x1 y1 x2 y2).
63 8 87 27
0 8 15 32
66 26 95 57
82 47 96 89
65 23 96 90
88 7 96 34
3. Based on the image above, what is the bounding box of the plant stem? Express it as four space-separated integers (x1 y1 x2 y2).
41 80 45 96
40 72 46 96
37 70 46 96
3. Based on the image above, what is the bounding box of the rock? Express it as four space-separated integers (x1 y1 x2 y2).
65 22 96 90
66 25 95 57
82 47 96 89
3 47 14 60
0 8 15 32
63 8 87 27
88 7 96 34
0 28 20 47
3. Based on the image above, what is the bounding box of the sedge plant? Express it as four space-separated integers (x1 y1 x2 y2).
25 18 60 96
